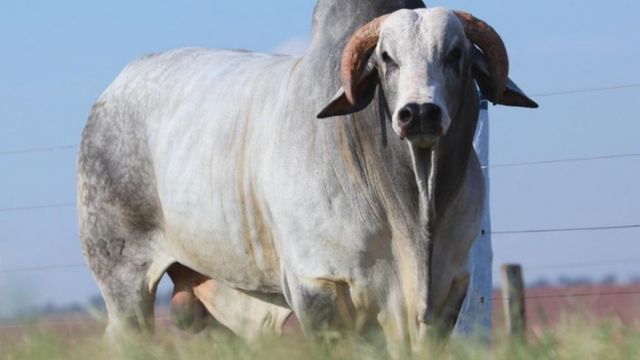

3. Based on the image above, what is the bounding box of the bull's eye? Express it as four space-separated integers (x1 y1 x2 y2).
445 47 462 67
381 51 393 64
381 51 398 73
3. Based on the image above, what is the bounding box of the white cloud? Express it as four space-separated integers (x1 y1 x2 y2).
272 36 309 56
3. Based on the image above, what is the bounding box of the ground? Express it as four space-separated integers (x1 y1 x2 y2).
2 284 639 359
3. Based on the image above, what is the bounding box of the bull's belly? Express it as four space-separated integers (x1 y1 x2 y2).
160 199 282 293
150 120 284 291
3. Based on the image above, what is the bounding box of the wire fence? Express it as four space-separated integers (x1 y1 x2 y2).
492 224 640 235
0 264 86 274
1 288 639 330
0 202 75 213
1 82 640 317
0 144 76 157
3 257 640 276
529 83 640 98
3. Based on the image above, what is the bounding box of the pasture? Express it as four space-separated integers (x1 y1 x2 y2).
3 286 640 359
1 315 639 359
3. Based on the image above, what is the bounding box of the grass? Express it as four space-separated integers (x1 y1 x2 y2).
1 317 639 360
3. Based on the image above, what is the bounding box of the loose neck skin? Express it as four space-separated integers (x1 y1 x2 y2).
310 75 480 339
311 78 480 233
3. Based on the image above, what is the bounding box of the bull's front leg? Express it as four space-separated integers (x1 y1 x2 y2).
436 271 470 336
285 275 360 338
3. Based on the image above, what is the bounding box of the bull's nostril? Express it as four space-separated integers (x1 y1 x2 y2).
398 108 413 124
398 103 420 126
420 103 442 121
428 106 441 119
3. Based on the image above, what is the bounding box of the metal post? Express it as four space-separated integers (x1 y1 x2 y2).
455 99 493 337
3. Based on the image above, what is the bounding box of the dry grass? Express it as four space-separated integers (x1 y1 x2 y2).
1 317 639 360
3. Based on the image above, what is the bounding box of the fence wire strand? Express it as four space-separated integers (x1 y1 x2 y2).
488 153 640 169
0 264 86 274
493 224 640 235
0 202 76 213
530 83 640 98
3 289 640 330
0 145 76 156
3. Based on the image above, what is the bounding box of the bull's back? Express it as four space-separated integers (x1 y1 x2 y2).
79 48 299 291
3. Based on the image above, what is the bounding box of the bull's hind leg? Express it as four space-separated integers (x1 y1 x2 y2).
81 224 173 341
78 100 176 340
78 180 173 341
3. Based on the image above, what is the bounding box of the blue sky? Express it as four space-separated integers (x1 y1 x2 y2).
1 0 639 315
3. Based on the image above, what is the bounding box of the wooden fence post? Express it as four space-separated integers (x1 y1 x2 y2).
501 264 526 338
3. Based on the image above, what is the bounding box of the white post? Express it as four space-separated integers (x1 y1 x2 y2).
454 99 493 337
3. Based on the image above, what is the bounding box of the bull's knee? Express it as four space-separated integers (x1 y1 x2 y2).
288 278 357 335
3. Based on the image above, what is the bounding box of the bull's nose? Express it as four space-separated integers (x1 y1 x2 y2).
397 103 420 129
419 103 442 125
397 102 444 137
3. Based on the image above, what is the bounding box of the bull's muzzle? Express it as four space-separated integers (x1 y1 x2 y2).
396 102 444 147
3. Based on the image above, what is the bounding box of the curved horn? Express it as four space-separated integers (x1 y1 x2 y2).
340 15 389 105
454 11 509 102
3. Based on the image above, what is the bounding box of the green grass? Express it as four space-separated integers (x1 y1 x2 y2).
1 318 639 360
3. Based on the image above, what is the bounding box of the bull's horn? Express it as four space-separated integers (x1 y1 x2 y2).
454 11 509 102
340 15 389 105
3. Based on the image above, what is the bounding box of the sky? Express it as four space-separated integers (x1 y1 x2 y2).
0 0 639 316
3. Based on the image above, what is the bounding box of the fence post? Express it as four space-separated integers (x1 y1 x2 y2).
500 264 526 338
455 99 492 337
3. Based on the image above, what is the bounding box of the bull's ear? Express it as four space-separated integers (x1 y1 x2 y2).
317 70 379 119
471 47 538 108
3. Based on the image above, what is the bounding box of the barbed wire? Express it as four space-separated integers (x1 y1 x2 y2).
0 83 638 316
2 145 640 174
492 224 640 235
493 289 640 301
524 258 640 271
0 202 75 213
0 264 86 274
3 252 640 276
0 144 76 157
0 83 638 159
0 223 638 274
2 288 640 329
530 83 640 98
487 152 640 169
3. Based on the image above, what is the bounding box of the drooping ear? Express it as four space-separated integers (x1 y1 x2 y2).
317 14 389 119
317 66 379 118
471 47 538 108
455 11 538 109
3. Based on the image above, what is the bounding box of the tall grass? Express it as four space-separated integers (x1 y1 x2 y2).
1 317 639 360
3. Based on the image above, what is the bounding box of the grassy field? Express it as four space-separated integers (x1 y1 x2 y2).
1 316 639 360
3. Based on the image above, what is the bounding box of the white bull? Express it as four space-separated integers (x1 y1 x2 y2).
78 4 536 353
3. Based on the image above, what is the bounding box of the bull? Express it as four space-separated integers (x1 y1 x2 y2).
77 0 536 353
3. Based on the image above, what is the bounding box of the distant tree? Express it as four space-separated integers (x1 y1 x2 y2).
558 275 593 286
529 277 552 289
600 274 618 285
